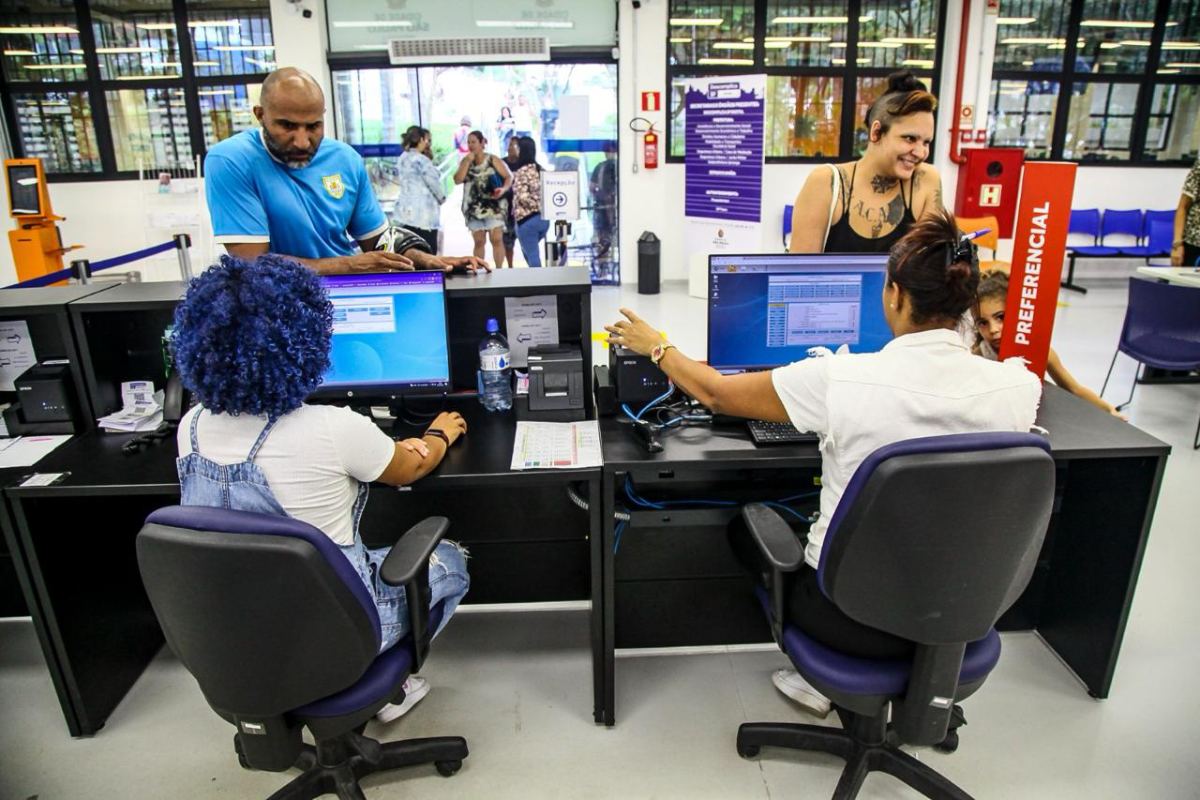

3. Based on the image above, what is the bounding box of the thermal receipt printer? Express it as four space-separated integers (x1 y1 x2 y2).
527 344 584 412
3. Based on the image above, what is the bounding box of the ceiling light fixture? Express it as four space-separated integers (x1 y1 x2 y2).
0 26 78 34
669 18 723 26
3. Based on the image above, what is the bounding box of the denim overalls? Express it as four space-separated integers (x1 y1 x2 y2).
177 409 468 653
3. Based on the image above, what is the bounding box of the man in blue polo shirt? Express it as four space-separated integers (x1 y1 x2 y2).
206 67 486 274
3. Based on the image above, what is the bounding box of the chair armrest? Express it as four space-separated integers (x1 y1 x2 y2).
378 516 450 673
379 516 450 586
742 503 804 572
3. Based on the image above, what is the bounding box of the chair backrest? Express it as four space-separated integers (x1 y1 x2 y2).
818 432 1054 645
1118 278 1200 367
136 505 381 717
783 203 794 248
1142 209 1175 240
1068 208 1101 242
1145 218 1174 253
956 215 1000 255
1100 209 1143 241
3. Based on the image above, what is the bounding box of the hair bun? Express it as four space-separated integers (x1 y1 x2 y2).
886 70 923 94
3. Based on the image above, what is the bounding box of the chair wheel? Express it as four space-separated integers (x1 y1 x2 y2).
935 731 959 753
435 759 462 777
737 744 760 759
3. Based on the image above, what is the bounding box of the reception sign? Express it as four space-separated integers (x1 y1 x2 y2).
997 161 1077 378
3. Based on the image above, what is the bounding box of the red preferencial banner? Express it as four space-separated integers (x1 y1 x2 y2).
997 161 1077 378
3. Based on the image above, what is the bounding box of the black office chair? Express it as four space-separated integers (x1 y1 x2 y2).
737 432 1055 800
136 506 468 800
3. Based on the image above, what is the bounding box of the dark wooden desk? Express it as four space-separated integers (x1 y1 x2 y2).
3 400 603 737
596 385 1170 725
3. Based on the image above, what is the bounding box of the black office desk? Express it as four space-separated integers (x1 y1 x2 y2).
597 385 1170 725
4 400 604 737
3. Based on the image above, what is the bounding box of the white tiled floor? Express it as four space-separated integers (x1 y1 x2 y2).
3 272 1199 799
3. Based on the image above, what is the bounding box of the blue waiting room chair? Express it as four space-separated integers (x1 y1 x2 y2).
1100 278 1200 448
136 506 468 799
783 203 794 250
736 432 1055 800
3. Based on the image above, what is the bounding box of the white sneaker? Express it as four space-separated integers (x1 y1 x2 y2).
375 676 431 724
771 669 832 718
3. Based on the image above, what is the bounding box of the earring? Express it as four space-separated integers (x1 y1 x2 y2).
890 303 895 309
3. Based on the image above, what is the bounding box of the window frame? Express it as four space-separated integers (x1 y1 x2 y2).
0 0 273 182
988 0 1200 167
664 0 950 164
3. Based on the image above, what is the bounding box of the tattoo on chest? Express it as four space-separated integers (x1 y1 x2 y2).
871 174 898 194
853 193 906 238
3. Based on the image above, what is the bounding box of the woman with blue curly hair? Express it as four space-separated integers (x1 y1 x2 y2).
172 253 469 724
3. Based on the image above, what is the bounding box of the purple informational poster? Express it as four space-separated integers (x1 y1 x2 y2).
683 76 766 223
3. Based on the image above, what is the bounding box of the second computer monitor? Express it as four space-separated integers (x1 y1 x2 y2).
316 271 451 398
708 253 892 372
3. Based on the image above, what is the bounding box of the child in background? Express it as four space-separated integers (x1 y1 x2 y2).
974 270 1126 419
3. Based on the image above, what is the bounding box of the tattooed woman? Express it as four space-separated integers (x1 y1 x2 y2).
789 71 942 254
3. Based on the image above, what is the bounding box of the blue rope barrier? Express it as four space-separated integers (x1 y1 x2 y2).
89 240 176 272
5 268 76 289
3 239 179 289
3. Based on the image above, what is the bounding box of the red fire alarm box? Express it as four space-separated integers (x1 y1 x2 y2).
955 147 1025 238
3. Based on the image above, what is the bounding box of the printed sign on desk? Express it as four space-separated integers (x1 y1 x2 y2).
998 161 1077 378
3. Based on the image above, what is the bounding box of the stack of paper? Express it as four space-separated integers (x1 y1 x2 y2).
98 380 164 432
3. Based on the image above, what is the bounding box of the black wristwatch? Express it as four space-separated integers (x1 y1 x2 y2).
424 428 450 446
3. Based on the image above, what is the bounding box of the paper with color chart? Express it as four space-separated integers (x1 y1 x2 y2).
0 320 38 392
510 421 602 470
503 295 559 368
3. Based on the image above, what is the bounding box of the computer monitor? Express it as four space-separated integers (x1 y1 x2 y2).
6 161 43 217
707 253 892 372
314 271 451 398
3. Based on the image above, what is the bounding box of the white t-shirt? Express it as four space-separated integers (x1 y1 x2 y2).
177 404 395 546
771 328 1043 569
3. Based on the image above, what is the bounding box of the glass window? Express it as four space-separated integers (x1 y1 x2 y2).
87 0 179 81
987 79 1059 158
859 0 940 71
765 74 842 157
0 4 86 83
198 82 261 148
1075 0 1155 75
1158 0 1200 74
11 91 102 172
668 0 756 67
762 1 847 68
106 86 194 169
186 0 274 78
1062 81 1139 161
1144 83 1200 162
992 1 1071 73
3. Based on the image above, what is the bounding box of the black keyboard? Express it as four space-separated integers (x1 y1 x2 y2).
746 419 818 445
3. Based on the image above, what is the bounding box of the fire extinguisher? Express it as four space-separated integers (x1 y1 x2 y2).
643 127 659 170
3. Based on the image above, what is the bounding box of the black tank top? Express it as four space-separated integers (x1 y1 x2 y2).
824 163 917 253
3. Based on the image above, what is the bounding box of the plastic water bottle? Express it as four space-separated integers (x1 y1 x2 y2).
478 318 512 411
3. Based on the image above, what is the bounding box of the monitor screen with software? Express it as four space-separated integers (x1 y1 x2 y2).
315 271 450 397
707 253 892 372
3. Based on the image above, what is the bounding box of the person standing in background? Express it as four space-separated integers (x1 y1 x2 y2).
512 136 551 268
500 137 521 267
513 94 535 139
453 116 472 155
391 126 445 254
497 106 516 155
454 131 512 268
590 141 618 259
1171 156 1200 267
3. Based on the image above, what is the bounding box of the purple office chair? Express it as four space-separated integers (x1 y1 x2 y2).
1101 277 1200 448
737 432 1055 800
136 506 468 799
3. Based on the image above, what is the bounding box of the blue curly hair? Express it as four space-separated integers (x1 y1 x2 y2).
172 254 332 419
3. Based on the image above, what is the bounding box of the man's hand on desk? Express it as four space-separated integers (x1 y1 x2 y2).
337 250 415 273
407 251 492 274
